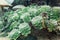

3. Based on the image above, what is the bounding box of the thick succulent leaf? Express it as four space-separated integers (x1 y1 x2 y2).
38 5 51 13
51 7 60 19
8 13 19 22
9 21 20 30
48 19 57 32
31 16 43 29
8 29 20 40
18 23 31 36
52 7 60 13
20 13 31 23
28 8 38 17
13 5 25 10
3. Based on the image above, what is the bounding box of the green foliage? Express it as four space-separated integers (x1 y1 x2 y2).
48 19 57 32
20 13 31 23
52 7 60 19
38 5 51 13
31 16 43 29
7 13 19 22
9 21 20 30
18 23 31 36
0 5 60 40
8 29 20 40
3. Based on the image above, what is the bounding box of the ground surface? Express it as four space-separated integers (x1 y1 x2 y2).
0 35 60 40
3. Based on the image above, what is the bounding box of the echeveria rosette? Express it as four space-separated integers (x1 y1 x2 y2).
3 11 14 22
9 21 20 30
18 23 31 36
20 13 31 23
3 21 20 32
48 19 57 32
52 7 60 19
8 29 20 40
28 8 38 17
31 16 43 30
8 13 19 22
38 5 51 15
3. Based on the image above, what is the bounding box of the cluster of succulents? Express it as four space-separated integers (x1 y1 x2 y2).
0 5 60 40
